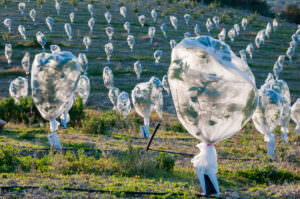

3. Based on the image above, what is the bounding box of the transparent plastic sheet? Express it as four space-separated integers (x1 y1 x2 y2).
170 40 177 49
50 45 61 53
103 66 114 89
241 18 247 31
18 25 26 41
162 75 170 96
124 21 130 34
218 28 226 42
18 2 25 16
104 43 113 64
234 24 240 36
3 18 12 32
83 36 91 52
88 4 93 17
291 98 300 135
22 52 30 75
55 1 60 16
273 19 278 32
5 44 12 65
160 24 167 39
64 23 72 41
127 35 135 52
88 17 95 34
105 27 114 41
170 16 178 31
184 14 191 25
9 77 29 103
151 9 157 23
228 28 236 42
286 47 295 64
120 6 127 19
117 91 131 119
154 50 163 66
246 43 254 59
74 75 90 105
46 17 54 32
69 12 75 23
30 9 36 24
105 11 112 24
168 36 257 195
252 88 283 158
148 27 156 44
108 87 120 110
212 16 219 29
134 60 142 80
138 15 146 27
206 18 213 33
36 31 47 51
78 53 88 74
31 51 81 148
132 77 163 138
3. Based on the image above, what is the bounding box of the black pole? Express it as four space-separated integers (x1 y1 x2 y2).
145 123 160 151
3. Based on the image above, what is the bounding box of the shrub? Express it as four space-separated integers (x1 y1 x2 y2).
0 145 21 172
165 121 187 133
69 97 85 126
155 152 175 172
282 4 300 24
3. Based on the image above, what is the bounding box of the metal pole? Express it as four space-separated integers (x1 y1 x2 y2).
145 123 160 151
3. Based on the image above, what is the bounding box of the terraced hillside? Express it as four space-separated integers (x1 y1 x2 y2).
0 0 299 112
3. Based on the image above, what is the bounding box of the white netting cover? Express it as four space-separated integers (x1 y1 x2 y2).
103 66 114 89
9 77 28 103
168 36 257 144
31 51 81 125
22 52 30 75
108 87 120 110
74 75 90 105
291 98 300 134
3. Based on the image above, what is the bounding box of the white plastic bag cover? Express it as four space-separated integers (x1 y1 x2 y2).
74 75 90 105
117 91 131 118
9 77 28 103
22 52 30 75
103 66 114 89
108 87 120 110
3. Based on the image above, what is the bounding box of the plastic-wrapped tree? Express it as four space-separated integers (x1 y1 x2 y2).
162 75 170 96
18 2 25 16
127 35 135 52
103 66 114 89
252 87 282 158
291 99 300 134
31 51 81 148
36 32 47 52
168 36 257 196
22 52 30 76
170 40 177 49
228 28 236 42
46 17 54 33
286 47 295 64
206 18 214 33
246 43 254 59
258 29 266 45
105 11 112 24
74 75 90 105
138 15 146 27
255 34 262 48
9 77 28 103
117 91 131 118
3 18 12 33
69 12 75 23
265 22 272 39
30 9 37 25
5 44 12 66
151 9 157 23
169 16 178 31
105 26 114 41
212 16 219 29
88 17 95 34
120 6 127 19
134 60 142 80
154 50 163 66
64 23 72 41
241 18 247 31
273 19 278 32
132 77 163 138
194 24 201 36
78 53 88 75
108 87 120 110
239 49 247 63
88 4 93 17
18 25 26 41
104 42 113 64
124 21 130 34
218 28 226 41
184 14 191 25
50 45 61 53
83 36 91 52
55 0 61 16
234 24 240 36
273 55 285 80
160 24 167 39
148 26 156 44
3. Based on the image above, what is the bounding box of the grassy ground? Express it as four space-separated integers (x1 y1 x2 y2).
0 0 299 198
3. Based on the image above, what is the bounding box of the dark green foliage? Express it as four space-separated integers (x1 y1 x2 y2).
165 121 187 133
0 145 21 172
69 97 85 126
282 4 300 24
155 153 175 172
236 166 300 184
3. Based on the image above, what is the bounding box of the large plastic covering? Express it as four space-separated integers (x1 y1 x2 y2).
134 60 142 80
9 77 28 103
117 91 131 119
36 31 47 52
83 36 91 52
212 16 219 29
132 77 163 138
252 88 283 158
22 52 30 75
46 17 54 33
127 35 135 52
168 36 257 196
138 15 146 27
50 45 61 53
88 4 93 17
124 21 130 34
31 51 81 148
170 16 178 31
105 11 112 24
218 28 226 42
151 9 157 23
241 18 247 31
160 24 167 39
30 9 36 24
18 25 26 41
170 40 177 49
18 2 25 16
206 18 214 33
3 18 12 32
88 17 95 34
291 98 300 134
108 87 120 110
5 44 12 65
55 0 60 16
74 75 90 105
78 53 88 74
148 27 156 44
64 23 72 41
184 14 191 25
103 66 114 89
162 75 170 96
106 26 114 41
246 43 254 59
154 50 163 66
69 12 75 23
104 42 113 64
120 6 127 19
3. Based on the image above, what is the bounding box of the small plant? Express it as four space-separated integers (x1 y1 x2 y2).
0 145 20 172
155 152 175 172
105 4 111 10
247 12 257 25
